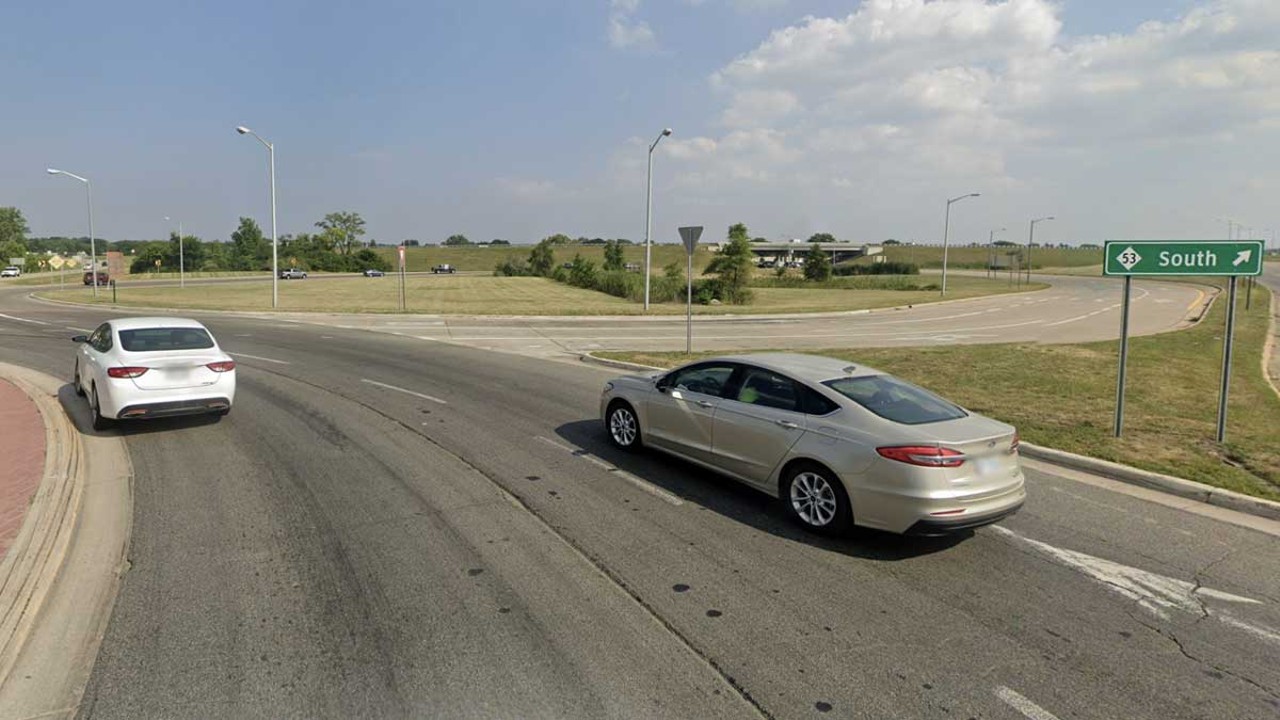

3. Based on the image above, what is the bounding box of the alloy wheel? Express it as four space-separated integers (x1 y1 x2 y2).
790 471 838 527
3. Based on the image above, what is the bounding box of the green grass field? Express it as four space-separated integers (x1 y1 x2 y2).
599 282 1279 501
36 273 1042 316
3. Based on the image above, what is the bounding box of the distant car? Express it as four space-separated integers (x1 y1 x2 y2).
432 264 456 274
279 268 308 279
83 270 109 285
363 268 385 277
72 317 236 431
1 266 20 278
600 353 1025 537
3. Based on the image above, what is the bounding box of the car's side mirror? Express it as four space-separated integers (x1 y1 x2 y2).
71 335 88 343
655 375 671 393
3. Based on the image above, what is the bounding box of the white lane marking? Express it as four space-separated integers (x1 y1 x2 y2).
1218 611 1280 645
66 326 94 333
234 333 254 337
995 686 1061 720
228 352 291 365
360 378 448 405
989 526 1265 629
320 335 334 339
0 313 50 326
439 320 1046 343
535 435 684 506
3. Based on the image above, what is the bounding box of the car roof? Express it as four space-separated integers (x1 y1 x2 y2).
700 352 885 384
107 317 209 332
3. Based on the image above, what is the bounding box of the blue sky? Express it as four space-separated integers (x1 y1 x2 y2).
5 0 1274 248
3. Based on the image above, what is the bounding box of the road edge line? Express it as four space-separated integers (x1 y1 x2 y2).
1021 442 1280 522
1263 287 1279 402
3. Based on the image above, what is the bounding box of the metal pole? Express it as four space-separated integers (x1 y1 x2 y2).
643 146 654 311
1114 275 1132 437
269 142 278 309
686 245 693 354
1216 277 1239 443
87 180 97 298
1026 219 1035 285
179 221 185 288
987 229 994 279
941 200 952 296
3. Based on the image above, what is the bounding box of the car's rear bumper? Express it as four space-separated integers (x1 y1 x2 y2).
116 397 231 420
903 500 1023 536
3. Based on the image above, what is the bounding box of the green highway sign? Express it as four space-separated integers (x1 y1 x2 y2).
1104 240 1264 276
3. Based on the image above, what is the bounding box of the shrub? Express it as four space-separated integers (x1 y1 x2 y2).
833 261 920 276
494 257 531 276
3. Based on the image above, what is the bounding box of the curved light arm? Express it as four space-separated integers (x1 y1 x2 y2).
236 125 273 150
48 168 89 184
948 192 980 206
649 128 673 153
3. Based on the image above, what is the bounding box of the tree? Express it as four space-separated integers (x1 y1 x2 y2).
528 239 556 276
603 240 625 272
404 239 420 247
0 207 30 251
727 223 750 243
704 233 755 304
443 234 471 246
315 211 367 255
490 239 510 246
543 233 572 246
230 217 270 270
803 244 833 281
807 232 835 243
751 237 769 243
883 239 901 245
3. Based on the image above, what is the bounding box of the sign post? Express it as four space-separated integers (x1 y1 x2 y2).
678 226 703 354
1103 240 1263 440
397 245 407 312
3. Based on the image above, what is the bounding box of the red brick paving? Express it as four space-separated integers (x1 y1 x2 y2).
0 378 45 560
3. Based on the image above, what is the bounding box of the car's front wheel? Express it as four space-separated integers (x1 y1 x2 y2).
73 361 85 397
605 401 642 452
783 462 851 535
90 387 113 431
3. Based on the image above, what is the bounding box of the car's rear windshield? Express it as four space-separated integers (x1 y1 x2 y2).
119 327 215 352
822 375 967 425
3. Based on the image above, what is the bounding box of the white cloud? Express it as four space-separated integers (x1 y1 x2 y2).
608 0 656 49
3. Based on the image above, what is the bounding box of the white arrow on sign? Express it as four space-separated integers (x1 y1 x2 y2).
1233 249 1252 267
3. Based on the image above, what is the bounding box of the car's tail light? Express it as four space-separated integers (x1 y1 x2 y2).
107 366 149 379
206 361 236 373
876 445 965 468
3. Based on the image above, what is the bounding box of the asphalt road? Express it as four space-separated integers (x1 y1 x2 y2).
0 286 1277 719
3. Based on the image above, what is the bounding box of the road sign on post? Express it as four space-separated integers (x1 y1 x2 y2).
397 245 407 312
678 226 703 354
1103 240 1263 442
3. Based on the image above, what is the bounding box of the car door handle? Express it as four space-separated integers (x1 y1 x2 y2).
775 420 799 429
697 400 715 408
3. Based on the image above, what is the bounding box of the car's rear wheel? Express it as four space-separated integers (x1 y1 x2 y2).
73 361 85 397
90 386 113 431
605 401 642 452
783 462 851 535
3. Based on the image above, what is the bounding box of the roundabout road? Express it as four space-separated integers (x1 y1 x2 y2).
0 279 1276 719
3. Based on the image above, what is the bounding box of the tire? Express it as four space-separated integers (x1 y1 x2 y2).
90 387 113 431
782 462 852 535
605 401 643 452
73 361 85 397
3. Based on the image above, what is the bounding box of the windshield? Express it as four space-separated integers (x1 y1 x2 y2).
823 375 967 425
119 327 215 352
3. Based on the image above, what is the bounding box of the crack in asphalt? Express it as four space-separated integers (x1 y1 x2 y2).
1127 611 1279 702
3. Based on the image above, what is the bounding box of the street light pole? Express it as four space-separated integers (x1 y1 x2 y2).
988 227 1006 279
237 126 279 308
47 169 97 298
643 127 673 311
166 216 185 288
941 192 980 296
1027 216 1054 284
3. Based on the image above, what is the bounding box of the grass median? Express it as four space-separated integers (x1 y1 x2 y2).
598 282 1280 501
35 273 1040 316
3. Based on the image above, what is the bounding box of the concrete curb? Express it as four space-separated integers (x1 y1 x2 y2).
1263 288 1279 401
579 353 1280 523
0 364 133 720
1020 443 1280 522
0 365 84 687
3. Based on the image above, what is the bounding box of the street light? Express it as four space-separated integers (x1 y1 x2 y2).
643 127 673 311
47 168 98 298
1027 216 1054 284
940 192 980 296
236 125 279 308
1214 216 1237 240
988 227 1006 278
165 216 185 288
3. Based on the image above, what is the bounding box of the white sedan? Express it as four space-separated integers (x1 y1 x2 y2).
73 317 236 430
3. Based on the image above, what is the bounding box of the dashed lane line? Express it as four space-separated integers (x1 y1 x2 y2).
535 435 684 506
360 378 448 405
995 686 1061 720
228 352 291 365
0 313 50 326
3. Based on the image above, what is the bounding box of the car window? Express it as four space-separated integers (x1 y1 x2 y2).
823 375 967 425
89 324 112 353
734 367 799 412
798 385 839 416
119 327 216 352
665 363 736 398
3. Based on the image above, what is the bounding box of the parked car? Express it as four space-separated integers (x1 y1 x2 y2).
600 353 1024 537
72 317 236 431
432 264 456 274
363 268 385 277
279 268 308 279
1 266 20 278
83 270 109 285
